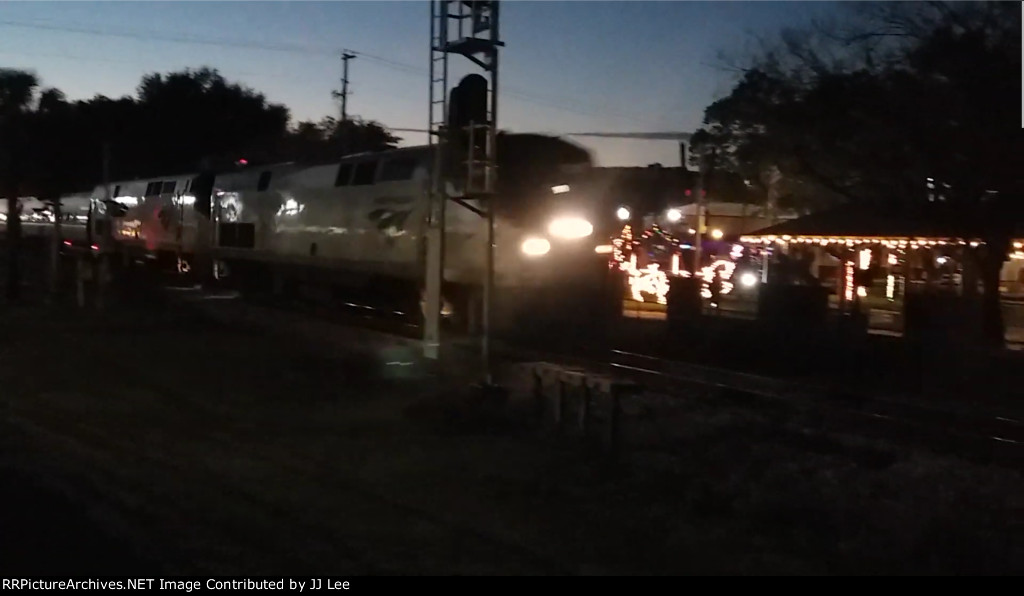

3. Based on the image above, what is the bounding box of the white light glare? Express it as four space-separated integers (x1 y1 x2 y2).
594 244 613 254
616 207 631 221
667 208 682 222
521 237 551 256
740 272 758 288
548 217 593 239
711 229 724 240
551 184 570 194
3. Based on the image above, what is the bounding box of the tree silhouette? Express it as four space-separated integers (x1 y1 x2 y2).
699 1 1023 346
0 68 41 300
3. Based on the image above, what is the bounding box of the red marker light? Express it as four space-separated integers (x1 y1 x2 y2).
237 159 248 165
63 240 72 246
685 189 692 197
90 244 100 251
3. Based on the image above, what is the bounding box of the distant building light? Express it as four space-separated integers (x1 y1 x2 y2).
551 184 570 194
711 229 724 240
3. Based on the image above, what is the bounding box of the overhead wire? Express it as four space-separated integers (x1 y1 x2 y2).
0 18 663 127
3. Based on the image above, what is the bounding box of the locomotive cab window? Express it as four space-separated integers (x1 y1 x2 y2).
113 185 121 198
351 161 377 186
145 182 161 197
257 171 272 192
334 163 354 187
161 181 177 194
378 158 417 182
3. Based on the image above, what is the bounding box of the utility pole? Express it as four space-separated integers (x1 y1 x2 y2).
692 146 717 277
340 51 356 123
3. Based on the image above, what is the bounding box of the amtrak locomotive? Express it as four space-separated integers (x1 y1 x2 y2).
31 134 618 327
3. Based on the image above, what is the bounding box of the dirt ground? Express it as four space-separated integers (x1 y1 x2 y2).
0 287 1022 575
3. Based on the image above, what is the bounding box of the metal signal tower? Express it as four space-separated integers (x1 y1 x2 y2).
425 1 502 379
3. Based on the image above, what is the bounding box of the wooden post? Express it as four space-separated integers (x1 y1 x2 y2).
49 199 62 300
93 254 107 311
75 256 86 308
532 369 545 422
555 378 566 431
606 386 621 453
578 382 591 435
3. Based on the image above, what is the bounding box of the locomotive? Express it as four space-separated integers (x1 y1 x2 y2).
40 134 619 328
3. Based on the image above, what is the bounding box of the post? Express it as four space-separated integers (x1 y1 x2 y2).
607 386 622 453
578 382 591 434
533 368 545 421
693 147 716 285
483 184 495 383
93 142 110 295
423 170 446 360
94 254 107 311
693 166 704 276
75 256 86 308
555 378 566 431
341 51 356 123
49 197 62 299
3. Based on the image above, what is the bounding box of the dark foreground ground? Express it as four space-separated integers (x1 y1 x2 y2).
1 288 1022 575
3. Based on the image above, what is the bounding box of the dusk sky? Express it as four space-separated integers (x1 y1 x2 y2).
0 1 836 167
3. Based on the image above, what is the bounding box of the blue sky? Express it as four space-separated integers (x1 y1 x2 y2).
0 1 836 166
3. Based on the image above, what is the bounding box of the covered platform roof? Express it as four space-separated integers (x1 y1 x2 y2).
740 202 1024 246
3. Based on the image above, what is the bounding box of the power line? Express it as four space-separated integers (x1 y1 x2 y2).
0 18 664 127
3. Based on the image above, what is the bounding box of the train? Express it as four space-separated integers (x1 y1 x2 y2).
0 193 94 247
1 134 623 329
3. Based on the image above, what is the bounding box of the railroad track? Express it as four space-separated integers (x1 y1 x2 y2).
164 280 1024 464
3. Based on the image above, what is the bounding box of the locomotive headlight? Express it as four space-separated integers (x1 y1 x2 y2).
616 207 631 221
667 208 682 222
548 217 593 239
521 237 551 257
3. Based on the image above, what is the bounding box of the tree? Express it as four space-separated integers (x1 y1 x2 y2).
134 67 290 175
279 116 400 163
699 1 1023 346
0 68 41 301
